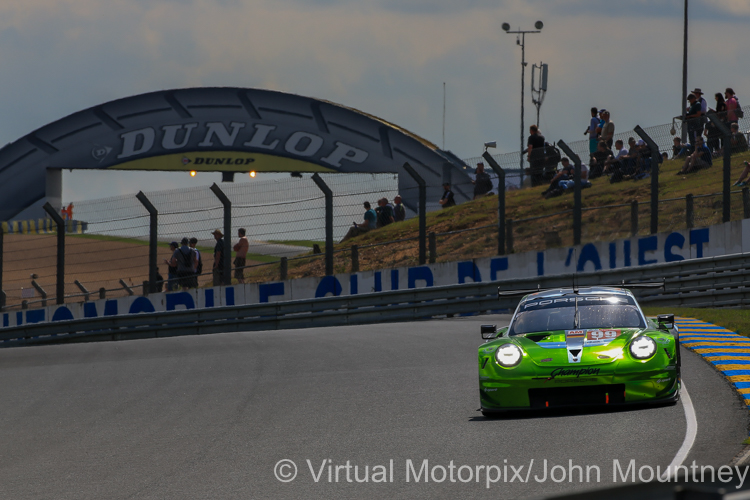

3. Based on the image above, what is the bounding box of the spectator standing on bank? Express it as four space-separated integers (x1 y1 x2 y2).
171 237 197 291
686 93 703 145
233 228 249 284
584 107 600 154
393 195 406 222
163 241 179 291
599 110 615 148
526 125 546 185
189 237 202 288
439 182 456 208
211 229 224 286
472 162 493 199
726 88 740 124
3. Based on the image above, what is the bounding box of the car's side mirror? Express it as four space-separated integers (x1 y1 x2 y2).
657 314 674 330
481 324 497 340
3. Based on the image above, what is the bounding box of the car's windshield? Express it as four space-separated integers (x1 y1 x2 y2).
508 295 645 336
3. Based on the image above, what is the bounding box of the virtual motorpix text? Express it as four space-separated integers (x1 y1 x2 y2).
273 459 749 489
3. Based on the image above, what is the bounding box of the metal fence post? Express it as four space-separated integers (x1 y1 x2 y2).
210 183 232 285
402 163 426 265
31 280 47 307
136 191 158 293
42 202 65 304
74 280 90 302
556 140 582 245
482 152 506 255
630 200 639 237
707 114 732 223
743 188 750 219
311 173 334 276
634 126 660 234
280 257 288 280
428 232 437 264
686 194 694 229
506 219 514 254
350 246 359 273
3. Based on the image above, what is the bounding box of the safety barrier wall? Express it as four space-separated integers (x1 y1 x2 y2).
3 217 750 343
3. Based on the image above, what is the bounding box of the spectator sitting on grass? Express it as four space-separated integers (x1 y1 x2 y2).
393 195 406 222
602 139 629 179
676 136 712 175
672 137 692 159
589 141 613 179
733 161 750 187
375 197 394 227
341 201 377 242
729 123 748 154
541 157 574 198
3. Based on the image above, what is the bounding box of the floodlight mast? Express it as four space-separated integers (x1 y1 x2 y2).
501 22 543 184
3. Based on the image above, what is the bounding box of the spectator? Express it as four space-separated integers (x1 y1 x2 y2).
714 92 727 122
188 237 202 288
603 139 629 179
393 195 406 222
672 137 692 159
439 182 456 208
730 123 749 154
686 93 703 145
233 228 249 284
211 229 224 286
676 136 712 174
375 198 395 227
693 88 708 116
472 162 493 199
662 152 669 162
163 241 179 291
589 141 613 179
341 201 377 242
599 111 615 148
584 107 600 154
170 237 197 291
541 157 574 198
526 125 546 186
703 109 723 156
733 161 750 187
725 88 740 124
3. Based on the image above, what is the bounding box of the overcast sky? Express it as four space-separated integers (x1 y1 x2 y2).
1 0 748 201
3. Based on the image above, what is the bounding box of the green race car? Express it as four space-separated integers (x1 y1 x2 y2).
478 286 680 416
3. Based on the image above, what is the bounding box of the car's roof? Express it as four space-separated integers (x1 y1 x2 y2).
521 286 634 302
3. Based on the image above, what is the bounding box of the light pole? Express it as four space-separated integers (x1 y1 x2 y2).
502 21 544 180
681 0 688 143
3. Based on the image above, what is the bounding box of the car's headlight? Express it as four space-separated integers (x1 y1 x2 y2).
629 336 657 360
495 343 523 367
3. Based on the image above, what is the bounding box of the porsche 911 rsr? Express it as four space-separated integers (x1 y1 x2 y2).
478 287 680 415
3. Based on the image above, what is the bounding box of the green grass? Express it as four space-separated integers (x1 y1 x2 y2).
642 306 750 338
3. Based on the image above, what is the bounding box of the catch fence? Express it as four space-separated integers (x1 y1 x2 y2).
1 107 749 310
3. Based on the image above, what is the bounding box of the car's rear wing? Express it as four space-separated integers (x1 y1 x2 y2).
497 279 666 298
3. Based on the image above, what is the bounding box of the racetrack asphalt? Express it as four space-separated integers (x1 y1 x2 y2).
0 314 746 500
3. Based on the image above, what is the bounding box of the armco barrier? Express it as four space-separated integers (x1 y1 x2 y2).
3 252 750 346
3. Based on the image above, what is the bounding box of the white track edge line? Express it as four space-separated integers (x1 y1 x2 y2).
666 381 698 480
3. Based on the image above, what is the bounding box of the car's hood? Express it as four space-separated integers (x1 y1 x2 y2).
512 328 643 366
